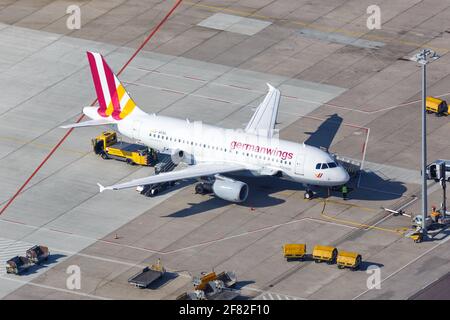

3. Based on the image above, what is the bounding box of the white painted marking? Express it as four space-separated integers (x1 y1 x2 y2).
353 234 450 299
198 13 272 36
0 276 109 300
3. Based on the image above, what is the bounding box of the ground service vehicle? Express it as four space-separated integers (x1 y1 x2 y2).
176 290 206 300
312 245 338 264
6 256 33 275
336 251 362 270
283 244 306 260
410 231 424 243
177 270 238 300
26 245 49 264
92 131 157 166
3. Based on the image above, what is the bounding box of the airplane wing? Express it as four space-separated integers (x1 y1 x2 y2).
245 83 281 138
98 162 246 192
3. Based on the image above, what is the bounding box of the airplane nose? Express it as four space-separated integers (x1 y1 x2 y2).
339 168 350 184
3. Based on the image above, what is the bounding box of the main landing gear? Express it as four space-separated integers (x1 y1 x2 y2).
195 182 213 195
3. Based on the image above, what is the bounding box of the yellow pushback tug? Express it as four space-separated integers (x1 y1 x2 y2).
92 131 157 166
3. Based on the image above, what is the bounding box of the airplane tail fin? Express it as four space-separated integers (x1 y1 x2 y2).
86 51 142 121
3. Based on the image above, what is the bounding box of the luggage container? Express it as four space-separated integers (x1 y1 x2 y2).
283 244 306 260
176 290 206 300
216 271 237 287
26 245 49 264
193 271 218 291
312 245 338 264
191 270 238 300
426 96 447 116
336 251 362 270
6 256 33 275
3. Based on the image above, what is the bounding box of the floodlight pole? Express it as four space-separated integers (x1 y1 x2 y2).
410 49 440 236
421 59 427 234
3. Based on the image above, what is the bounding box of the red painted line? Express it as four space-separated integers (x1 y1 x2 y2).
207 97 231 104
50 228 73 235
0 0 183 216
1 218 26 225
227 84 251 90
162 88 185 95
116 0 183 76
183 75 206 82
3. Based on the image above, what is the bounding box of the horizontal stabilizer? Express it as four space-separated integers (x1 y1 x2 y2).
60 118 116 129
97 183 106 193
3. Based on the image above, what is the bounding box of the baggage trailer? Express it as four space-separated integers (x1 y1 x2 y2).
92 131 157 166
26 245 49 264
216 271 237 287
176 290 206 300
128 260 165 289
283 244 306 261
6 256 33 275
336 251 362 270
426 96 448 117
203 281 239 300
312 245 338 264
184 271 238 300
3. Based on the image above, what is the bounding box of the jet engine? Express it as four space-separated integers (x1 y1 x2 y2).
170 149 185 164
196 175 248 203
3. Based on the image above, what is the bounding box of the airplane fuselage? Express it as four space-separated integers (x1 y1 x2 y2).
109 109 349 187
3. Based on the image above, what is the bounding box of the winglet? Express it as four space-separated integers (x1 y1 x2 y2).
97 183 106 193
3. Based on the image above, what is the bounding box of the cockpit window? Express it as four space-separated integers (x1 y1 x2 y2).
315 163 321 169
321 163 329 169
328 162 337 168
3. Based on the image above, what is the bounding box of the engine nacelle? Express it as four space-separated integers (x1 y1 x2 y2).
212 176 249 203
170 149 185 164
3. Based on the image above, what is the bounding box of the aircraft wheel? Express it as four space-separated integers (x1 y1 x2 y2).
195 183 205 194
304 190 314 200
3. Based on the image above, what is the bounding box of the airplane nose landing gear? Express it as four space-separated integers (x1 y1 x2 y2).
303 185 314 200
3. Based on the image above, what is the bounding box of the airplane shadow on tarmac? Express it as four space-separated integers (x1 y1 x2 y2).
304 113 343 151
349 171 407 201
164 172 406 218
164 176 291 218
304 113 407 201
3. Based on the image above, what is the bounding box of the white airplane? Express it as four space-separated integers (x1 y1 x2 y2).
61 52 350 202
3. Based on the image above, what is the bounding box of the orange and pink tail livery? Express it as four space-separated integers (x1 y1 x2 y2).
87 51 137 120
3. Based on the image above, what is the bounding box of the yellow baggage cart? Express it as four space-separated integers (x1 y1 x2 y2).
426 96 447 116
312 245 338 264
283 244 306 261
337 251 362 270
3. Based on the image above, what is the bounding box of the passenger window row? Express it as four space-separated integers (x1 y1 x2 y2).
149 133 292 165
